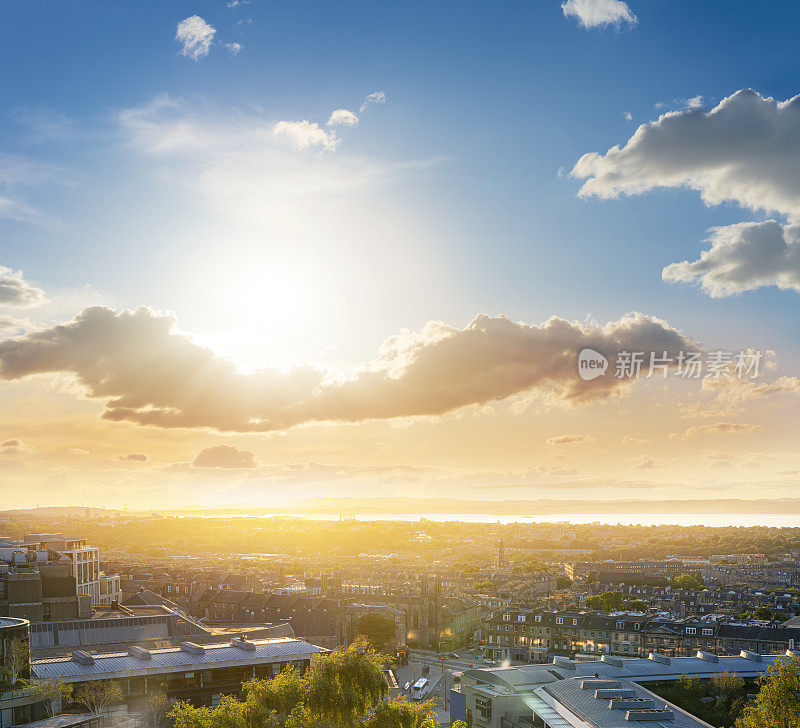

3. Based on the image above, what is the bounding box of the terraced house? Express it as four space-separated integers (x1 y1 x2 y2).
483 609 800 662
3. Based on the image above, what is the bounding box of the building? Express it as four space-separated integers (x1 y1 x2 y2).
31 637 327 719
198 592 342 648
455 651 786 728
21 537 101 608
0 565 90 624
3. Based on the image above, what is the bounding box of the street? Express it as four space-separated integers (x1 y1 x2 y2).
393 648 494 725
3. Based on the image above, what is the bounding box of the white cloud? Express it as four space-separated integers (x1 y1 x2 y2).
0 266 46 308
561 0 636 29
663 221 800 296
273 120 340 150
670 422 763 440
573 89 800 297
176 16 216 60
327 109 359 127
572 89 800 219
546 434 592 445
118 96 394 233
359 91 386 113
225 42 242 55
623 111 633 121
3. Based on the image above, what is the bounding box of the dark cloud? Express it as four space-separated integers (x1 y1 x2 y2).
120 453 148 462
193 445 256 469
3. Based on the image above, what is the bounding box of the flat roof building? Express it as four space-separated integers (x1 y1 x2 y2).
31 637 327 719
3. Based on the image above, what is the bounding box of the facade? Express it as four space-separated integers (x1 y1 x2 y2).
0 566 89 624
199 591 342 647
483 608 800 662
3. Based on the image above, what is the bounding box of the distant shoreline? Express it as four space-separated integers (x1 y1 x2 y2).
7 497 800 519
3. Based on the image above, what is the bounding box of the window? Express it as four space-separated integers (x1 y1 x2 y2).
616 621 624 629
517 614 526 622
556 617 563 625
502 613 511 621
702 628 713 636
572 618 578 626
535 615 542 622
686 627 696 635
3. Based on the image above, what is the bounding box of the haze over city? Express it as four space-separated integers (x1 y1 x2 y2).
3 1 800 512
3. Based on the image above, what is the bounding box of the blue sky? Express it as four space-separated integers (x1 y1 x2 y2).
2 1 800 507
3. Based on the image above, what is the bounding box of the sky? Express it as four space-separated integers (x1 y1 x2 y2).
2 0 800 509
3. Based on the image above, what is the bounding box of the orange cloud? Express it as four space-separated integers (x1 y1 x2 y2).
0 306 695 433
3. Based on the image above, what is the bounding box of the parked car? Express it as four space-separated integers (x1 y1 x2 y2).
483 659 494 665
449 652 460 659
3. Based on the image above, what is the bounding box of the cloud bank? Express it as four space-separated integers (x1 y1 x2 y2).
0 306 694 432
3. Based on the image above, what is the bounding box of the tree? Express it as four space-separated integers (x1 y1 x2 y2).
357 613 398 651
75 680 124 716
7 638 30 685
556 577 573 590
586 591 624 611
670 573 705 591
711 670 745 696
169 645 421 728
143 693 174 728
32 678 72 717
736 655 800 728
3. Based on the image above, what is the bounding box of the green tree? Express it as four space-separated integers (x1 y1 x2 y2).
7 638 29 685
169 645 420 728
32 678 72 717
736 655 800 728
75 680 124 716
143 693 174 728
711 670 745 696
357 613 398 651
586 591 625 611
670 573 705 591
556 577 573 590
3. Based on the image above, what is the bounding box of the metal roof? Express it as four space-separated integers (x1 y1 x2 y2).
538 677 714 727
32 637 326 682
465 652 782 692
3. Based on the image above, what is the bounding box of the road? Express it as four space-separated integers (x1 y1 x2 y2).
393 648 496 723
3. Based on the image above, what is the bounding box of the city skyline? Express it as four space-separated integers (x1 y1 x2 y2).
3 1 800 508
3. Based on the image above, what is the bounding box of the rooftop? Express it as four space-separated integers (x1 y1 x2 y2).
538 677 713 727
32 637 326 682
